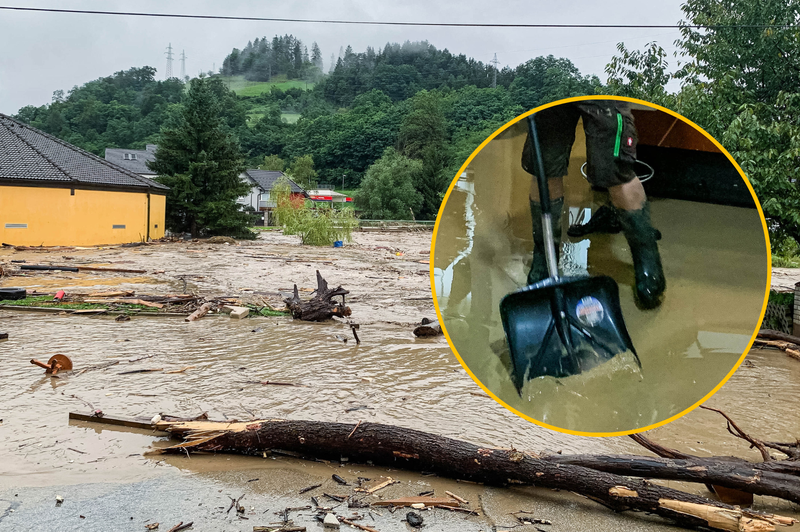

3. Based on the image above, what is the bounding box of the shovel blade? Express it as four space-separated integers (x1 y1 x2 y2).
500 276 636 393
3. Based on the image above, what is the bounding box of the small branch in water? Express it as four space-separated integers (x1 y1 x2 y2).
298 483 321 494
699 405 773 461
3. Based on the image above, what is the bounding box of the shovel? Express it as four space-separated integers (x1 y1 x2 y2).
499 114 638 394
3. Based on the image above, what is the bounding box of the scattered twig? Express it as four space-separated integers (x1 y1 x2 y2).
444 490 468 504
347 420 363 440
118 368 163 375
165 366 195 374
339 518 379 532
298 484 322 494
166 522 192 532
227 494 246 514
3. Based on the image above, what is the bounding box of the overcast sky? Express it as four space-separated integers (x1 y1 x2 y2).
0 0 687 114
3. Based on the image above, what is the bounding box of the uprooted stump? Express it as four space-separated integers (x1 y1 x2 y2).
284 271 351 322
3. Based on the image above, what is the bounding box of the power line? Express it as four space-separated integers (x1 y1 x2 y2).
0 5 796 29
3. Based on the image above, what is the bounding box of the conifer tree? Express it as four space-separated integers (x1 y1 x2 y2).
149 77 252 238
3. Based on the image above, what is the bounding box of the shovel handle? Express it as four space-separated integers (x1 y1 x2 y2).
527 115 552 214
31 358 52 370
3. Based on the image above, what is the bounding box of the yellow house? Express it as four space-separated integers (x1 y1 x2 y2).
0 113 168 246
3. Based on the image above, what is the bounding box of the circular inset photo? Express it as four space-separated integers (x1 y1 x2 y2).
432 96 770 435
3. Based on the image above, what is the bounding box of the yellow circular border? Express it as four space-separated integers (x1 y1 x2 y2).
429 95 772 437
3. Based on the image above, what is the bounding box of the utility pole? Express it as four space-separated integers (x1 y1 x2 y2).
180 49 187 80
165 43 174 79
490 53 499 89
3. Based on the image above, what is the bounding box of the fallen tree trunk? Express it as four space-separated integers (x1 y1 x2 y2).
154 418 796 531
757 329 800 345
284 271 351 321
544 454 800 503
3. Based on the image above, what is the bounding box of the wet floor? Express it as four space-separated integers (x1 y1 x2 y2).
433 121 770 433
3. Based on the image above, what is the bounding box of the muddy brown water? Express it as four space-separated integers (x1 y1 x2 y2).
433 122 769 433
1 312 799 528
0 231 797 530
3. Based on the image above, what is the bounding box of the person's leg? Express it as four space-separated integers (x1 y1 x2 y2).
609 178 665 309
579 101 665 308
522 106 578 284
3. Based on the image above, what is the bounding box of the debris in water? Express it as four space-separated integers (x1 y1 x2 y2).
406 511 424 528
299 484 321 494
30 354 73 375
323 513 340 529
332 474 348 485
413 318 442 337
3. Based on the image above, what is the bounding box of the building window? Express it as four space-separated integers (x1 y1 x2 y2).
123 153 138 160
5 223 27 228
112 225 126 229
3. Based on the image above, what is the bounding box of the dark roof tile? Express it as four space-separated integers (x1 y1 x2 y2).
244 169 306 194
0 113 167 191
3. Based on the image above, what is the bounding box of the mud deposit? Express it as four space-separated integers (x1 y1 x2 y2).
0 231 797 531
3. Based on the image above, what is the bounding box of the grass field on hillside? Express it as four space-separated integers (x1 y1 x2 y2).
244 106 302 127
219 75 314 96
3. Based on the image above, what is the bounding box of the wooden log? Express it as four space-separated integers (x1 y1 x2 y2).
757 329 800 345
20 264 79 272
68 412 158 430
372 496 459 508
154 419 797 530
283 271 351 321
88 291 135 297
185 302 213 322
83 298 164 308
753 339 800 361
545 454 800 503
77 266 147 274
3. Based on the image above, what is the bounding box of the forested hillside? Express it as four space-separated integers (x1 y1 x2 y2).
14 67 185 155
13 39 600 220
221 34 323 82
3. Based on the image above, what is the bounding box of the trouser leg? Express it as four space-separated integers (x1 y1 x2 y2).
528 196 564 284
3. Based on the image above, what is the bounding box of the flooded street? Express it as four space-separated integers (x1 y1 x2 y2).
0 230 797 531
433 122 769 433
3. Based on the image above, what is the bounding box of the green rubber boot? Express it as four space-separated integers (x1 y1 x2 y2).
618 202 666 309
527 197 564 285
